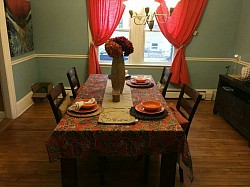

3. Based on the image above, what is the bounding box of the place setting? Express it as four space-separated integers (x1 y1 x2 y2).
126 75 154 88
67 98 103 117
130 101 168 120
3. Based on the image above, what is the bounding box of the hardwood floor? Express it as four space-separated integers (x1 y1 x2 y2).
0 101 249 187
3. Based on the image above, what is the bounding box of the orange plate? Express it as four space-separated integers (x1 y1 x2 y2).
135 104 164 114
72 104 99 114
141 101 162 112
77 99 97 109
134 76 147 83
130 79 150 85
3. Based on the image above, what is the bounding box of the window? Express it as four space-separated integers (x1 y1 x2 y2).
99 8 174 66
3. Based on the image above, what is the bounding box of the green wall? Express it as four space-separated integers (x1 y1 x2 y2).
31 0 89 54
235 0 250 62
185 0 241 58
183 0 241 88
30 0 89 85
37 58 88 85
12 56 38 101
11 0 250 101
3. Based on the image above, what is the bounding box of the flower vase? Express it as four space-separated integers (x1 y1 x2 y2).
111 55 125 102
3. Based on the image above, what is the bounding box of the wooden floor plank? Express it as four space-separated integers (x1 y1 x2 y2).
0 101 249 186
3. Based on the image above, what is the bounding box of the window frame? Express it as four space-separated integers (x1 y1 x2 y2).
96 10 174 67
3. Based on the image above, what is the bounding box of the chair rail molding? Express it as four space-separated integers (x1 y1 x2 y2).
10 53 250 67
11 54 89 66
36 54 89 59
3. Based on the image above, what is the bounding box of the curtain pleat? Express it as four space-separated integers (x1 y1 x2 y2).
87 0 125 75
156 0 207 85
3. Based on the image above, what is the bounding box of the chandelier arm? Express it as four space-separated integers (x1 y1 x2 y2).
154 14 168 24
133 17 147 25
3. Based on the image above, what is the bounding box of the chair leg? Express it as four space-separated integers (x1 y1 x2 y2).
99 156 107 185
179 165 184 183
143 155 150 184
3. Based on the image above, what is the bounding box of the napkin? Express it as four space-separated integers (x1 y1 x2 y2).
68 98 96 111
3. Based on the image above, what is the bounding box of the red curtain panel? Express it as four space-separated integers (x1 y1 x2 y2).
156 0 207 85
87 0 125 75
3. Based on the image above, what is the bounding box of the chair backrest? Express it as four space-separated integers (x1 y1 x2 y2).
176 84 202 136
47 83 67 124
67 67 80 98
160 67 172 98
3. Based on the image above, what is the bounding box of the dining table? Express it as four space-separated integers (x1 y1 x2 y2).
46 74 193 187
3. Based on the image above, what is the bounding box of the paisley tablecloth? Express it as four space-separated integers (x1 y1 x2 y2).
46 74 193 181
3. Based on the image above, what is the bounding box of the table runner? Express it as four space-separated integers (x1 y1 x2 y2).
102 79 133 108
99 79 136 124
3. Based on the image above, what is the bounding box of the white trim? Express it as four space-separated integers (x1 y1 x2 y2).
16 91 34 118
186 57 233 62
11 54 36 65
166 88 217 101
9 53 250 67
11 53 89 66
0 0 17 119
101 64 165 68
65 86 73 97
232 59 250 66
36 54 89 59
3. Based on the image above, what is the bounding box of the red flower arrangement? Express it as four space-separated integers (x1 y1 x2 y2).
105 36 134 58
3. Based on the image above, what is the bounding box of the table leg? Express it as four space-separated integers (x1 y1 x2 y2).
160 152 177 187
60 158 77 187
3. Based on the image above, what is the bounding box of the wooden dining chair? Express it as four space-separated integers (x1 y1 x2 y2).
47 83 71 124
47 83 106 185
67 67 80 99
143 84 202 183
158 67 172 99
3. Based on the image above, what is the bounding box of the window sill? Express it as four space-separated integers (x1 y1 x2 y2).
99 62 172 68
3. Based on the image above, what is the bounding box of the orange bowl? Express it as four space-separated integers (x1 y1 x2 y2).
141 101 162 112
134 76 146 83
80 99 97 109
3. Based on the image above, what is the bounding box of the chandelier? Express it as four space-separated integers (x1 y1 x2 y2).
123 0 180 31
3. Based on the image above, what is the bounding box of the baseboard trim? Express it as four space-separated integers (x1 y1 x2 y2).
65 86 73 97
16 92 34 118
166 89 217 100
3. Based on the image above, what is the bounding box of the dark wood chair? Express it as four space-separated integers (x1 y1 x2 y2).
67 67 80 98
47 83 69 124
143 84 202 183
159 67 172 99
47 82 106 185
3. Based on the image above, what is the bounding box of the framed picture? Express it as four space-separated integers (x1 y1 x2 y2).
4 0 34 57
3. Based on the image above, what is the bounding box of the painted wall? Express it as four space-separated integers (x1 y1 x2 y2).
183 0 241 88
12 53 38 101
37 58 88 85
31 0 89 85
185 0 241 58
31 0 88 55
235 0 250 63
